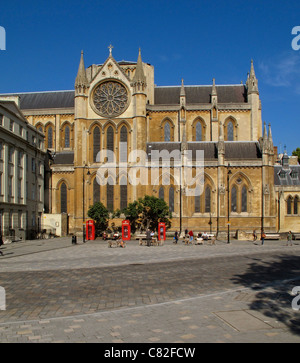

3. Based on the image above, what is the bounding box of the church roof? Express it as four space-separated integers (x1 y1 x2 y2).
0 90 75 110
154 85 247 104
274 165 300 186
147 142 262 161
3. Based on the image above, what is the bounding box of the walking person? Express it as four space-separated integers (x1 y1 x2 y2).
261 230 266 245
174 230 178 244
253 229 257 242
287 231 293 246
146 228 151 247
0 235 3 256
188 230 194 244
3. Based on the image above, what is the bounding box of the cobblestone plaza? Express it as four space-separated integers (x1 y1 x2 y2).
0 238 299 343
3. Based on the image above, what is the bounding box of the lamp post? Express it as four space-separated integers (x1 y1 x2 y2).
227 167 232 244
82 165 90 243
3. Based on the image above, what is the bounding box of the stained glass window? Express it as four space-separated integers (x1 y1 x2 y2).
60 183 67 213
93 126 101 162
196 122 202 141
231 186 237 212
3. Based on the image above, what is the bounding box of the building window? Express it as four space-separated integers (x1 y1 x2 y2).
60 183 67 213
169 187 174 213
9 146 14 163
164 123 171 142
47 126 54 149
159 187 164 200
294 196 299 215
0 114 3 126
93 177 100 205
9 120 14 132
64 125 70 148
0 142 3 159
120 177 127 210
93 126 101 162
196 122 202 141
120 125 128 163
205 187 211 213
107 126 114 152
227 121 234 141
107 177 114 212
241 186 248 212
231 186 237 212
287 196 293 215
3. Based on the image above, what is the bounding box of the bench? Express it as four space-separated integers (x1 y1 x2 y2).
292 233 300 240
264 233 280 240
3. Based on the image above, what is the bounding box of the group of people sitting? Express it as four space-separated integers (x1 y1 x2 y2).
174 229 216 245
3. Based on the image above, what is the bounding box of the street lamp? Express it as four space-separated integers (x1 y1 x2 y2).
227 167 232 244
82 165 90 243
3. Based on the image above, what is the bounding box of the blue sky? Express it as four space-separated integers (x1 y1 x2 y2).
0 0 300 154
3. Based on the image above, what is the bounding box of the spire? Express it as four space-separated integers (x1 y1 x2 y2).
263 122 269 151
75 50 88 88
132 48 146 88
180 78 186 97
211 78 217 96
180 79 186 109
268 123 273 146
247 59 259 95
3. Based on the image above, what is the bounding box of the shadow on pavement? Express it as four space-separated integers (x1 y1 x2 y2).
231 254 300 335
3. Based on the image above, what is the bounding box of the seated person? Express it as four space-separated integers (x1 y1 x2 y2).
202 232 208 240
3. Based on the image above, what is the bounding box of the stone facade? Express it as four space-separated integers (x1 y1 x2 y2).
1 48 299 236
0 99 45 240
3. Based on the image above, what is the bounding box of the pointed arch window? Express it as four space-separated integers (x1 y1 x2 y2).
196 122 202 141
120 177 127 210
294 196 299 215
227 121 234 141
169 187 174 213
205 187 211 213
287 196 293 215
93 126 101 162
241 186 248 212
231 186 237 212
64 125 70 148
120 125 128 163
107 126 114 152
93 177 100 204
60 183 67 214
159 187 164 200
164 123 171 142
107 177 114 212
47 126 53 149
195 193 200 213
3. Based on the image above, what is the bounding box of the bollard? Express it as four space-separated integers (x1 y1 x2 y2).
72 235 77 245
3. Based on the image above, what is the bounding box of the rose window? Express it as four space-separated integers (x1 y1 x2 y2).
92 81 129 117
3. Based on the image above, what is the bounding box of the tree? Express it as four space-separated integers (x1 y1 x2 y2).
87 202 109 234
292 148 300 163
122 195 172 233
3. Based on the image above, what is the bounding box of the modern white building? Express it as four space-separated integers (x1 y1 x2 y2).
0 98 46 240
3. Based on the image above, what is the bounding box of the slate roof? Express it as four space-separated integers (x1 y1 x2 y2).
274 165 300 186
0 91 75 110
52 152 74 165
224 142 262 159
154 85 247 105
146 142 261 161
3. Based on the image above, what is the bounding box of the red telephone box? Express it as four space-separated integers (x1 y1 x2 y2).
86 220 95 241
158 222 166 241
122 220 131 241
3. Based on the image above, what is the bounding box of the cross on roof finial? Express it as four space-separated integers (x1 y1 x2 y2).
108 44 113 56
